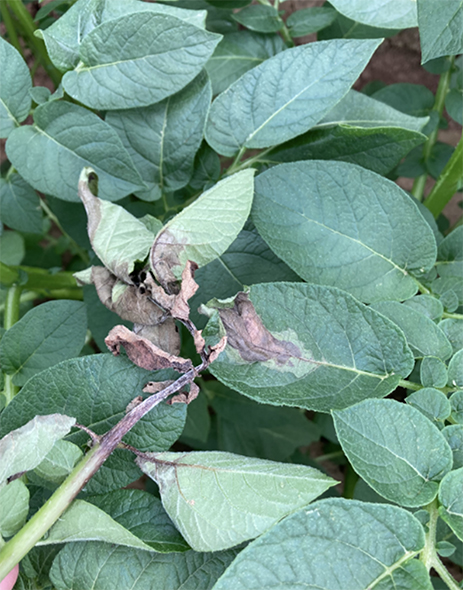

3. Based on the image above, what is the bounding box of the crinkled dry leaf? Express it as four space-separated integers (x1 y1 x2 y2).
142 380 174 394
150 228 185 292
194 330 206 355
217 292 301 363
133 322 180 356
167 382 200 405
208 336 227 364
105 325 193 373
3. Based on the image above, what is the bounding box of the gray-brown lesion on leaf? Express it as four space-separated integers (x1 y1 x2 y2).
215 292 302 364
150 227 187 292
143 380 200 405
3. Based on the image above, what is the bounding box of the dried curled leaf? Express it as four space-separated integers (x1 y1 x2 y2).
208 336 227 364
143 380 199 405
105 325 193 373
216 292 301 363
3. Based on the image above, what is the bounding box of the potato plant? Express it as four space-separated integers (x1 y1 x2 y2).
0 0 462 589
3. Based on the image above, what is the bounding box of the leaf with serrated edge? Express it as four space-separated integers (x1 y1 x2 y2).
150 169 254 284
329 0 417 29
253 161 437 303
333 399 453 507
204 283 414 412
137 450 336 551
0 414 76 486
62 12 221 110
0 37 31 138
212 498 430 590
5 101 143 203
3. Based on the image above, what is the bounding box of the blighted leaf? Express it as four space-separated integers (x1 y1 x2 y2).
253 161 437 303
206 39 382 156
62 13 221 110
212 498 429 590
333 399 453 507
0 300 88 387
150 170 254 287
86 489 189 553
203 283 413 412
37 500 154 551
438 468 463 541
50 542 238 590
0 37 32 138
105 325 193 373
0 479 29 537
137 450 336 551
0 414 76 486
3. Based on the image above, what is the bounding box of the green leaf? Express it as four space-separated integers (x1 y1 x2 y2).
0 414 76 486
420 356 449 388
205 30 285 96
439 319 463 355
62 12 220 110
319 10 400 40
438 467 463 541
406 388 451 425
418 0 463 63
442 424 463 469
0 355 186 491
203 283 413 412
232 5 282 33
181 389 211 445
36 0 208 72
50 542 238 590
370 301 452 360
33 439 83 484
372 82 435 118
0 300 87 387
87 489 189 553
430 276 463 312
0 479 29 537
0 231 25 266
189 142 221 191
208 381 320 461
5 101 143 203
450 390 463 423
37 500 154 551
403 294 444 322
448 350 463 389
318 89 430 132
329 0 417 29
138 450 336 551
20 546 63 589
261 125 426 176
287 7 337 37
253 161 437 303
446 88 463 125
438 226 463 264
189 225 299 328
0 37 32 138
106 72 211 201
205 39 382 156
0 174 43 235
29 86 52 106
150 169 255 282
78 168 156 282
212 498 430 590
333 399 453 507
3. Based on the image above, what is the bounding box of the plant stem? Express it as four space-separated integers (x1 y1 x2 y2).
0 3 23 55
398 379 422 391
6 0 62 88
432 556 461 590
279 19 294 48
226 147 248 176
3 286 22 405
411 57 454 203
0 364 201 579
442 311 463 320
425 134 463 218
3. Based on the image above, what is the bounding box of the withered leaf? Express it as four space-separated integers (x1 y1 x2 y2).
166 382 200 405
133 322 180 357
194 330 206 355
105 325 193 373
150 228 185 293
208 336 227 364
217 292 301 363
143 380 174 394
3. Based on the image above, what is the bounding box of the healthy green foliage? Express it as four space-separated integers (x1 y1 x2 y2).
0 1 461 588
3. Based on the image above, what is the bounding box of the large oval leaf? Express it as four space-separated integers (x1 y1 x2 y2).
0 174 43 234
62 13 221 110
0 37 31 138
253 161 437 302
329 0 418 29
205 38 382 156
203 282 414 412
137 450 336 551
5 101 143 202
212 499 430 590
333 399 453 507
150 169 255 283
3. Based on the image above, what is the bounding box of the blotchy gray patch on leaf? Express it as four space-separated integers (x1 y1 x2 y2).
150 228 188 292
217 292 302 364
105 325 193 373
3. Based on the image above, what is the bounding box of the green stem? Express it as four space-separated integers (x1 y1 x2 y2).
6 0 62 88
425 134 463 218
279 20 295 48
443 311 463 320
3 285 22 405
398 379 422 391
0 3 23 55
314 450 345 463
411 57 454 202
226 147 248 176
431 557 461 590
